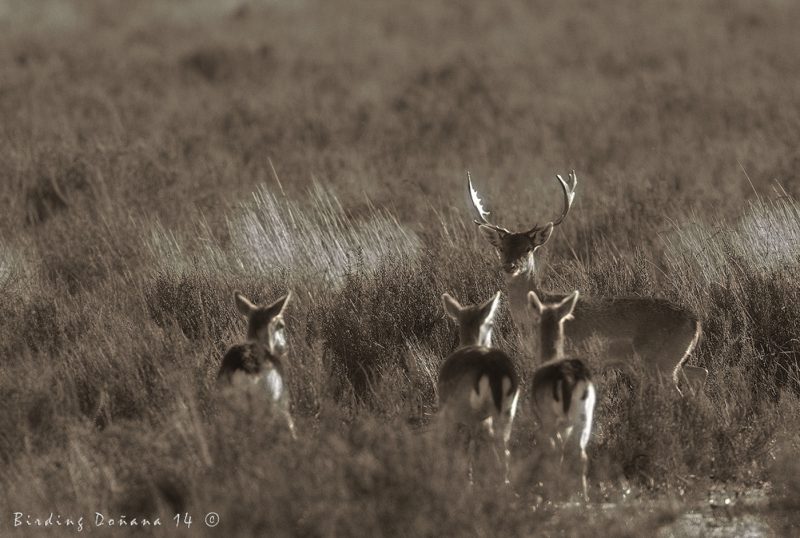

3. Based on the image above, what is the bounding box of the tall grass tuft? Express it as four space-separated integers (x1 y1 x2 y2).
665 196 800 395
313 255 444 405
227 183 422 284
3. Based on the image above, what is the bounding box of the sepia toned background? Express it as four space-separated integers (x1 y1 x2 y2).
1 0 799 535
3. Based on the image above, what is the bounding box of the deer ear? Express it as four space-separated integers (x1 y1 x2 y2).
479 291 501 323
527 290 545 314
268 292 291 316
479 225 505 249
528 223 554 247
234 292 257 316
442 293 463 320
556 290 579 321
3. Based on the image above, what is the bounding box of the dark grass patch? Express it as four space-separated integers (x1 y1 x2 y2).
314 255 443 403
24 157 91 226
144 271 232 342
2 0 800 534
179 43 275 83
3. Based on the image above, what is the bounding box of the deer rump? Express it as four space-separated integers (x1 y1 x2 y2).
438 346 519 420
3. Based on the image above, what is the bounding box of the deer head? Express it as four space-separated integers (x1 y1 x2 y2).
235 291 291 356
442 291 501 347
469 171 577 277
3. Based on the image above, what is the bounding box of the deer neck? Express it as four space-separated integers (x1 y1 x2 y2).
246 338 272 357
539 321 564 362
505 267 539 315
504 267 541 353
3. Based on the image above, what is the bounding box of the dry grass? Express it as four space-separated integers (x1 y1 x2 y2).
2 0 800 535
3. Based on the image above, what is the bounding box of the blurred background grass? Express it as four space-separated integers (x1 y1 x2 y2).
1 0 799 535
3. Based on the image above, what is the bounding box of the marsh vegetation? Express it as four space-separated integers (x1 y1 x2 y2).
1 0 799 535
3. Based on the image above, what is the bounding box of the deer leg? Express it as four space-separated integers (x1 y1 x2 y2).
489 434 511 486
489 437 502 483
502 434 512 486
467 435 477 486
581 448 589 502
285 411 297 440
678 365 709 395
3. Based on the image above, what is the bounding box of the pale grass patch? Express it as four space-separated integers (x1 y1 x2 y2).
227 183 421 284
404 339 439 400
145 183 420 287
663 196 800 305
0 240 37 295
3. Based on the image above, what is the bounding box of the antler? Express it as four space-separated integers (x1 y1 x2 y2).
468 170 577 233
551 170 577 227
467 172 510 233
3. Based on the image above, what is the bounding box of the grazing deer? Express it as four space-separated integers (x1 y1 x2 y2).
528 290 595 501
218 291 295 438
438 292 520 484
468 172 707 393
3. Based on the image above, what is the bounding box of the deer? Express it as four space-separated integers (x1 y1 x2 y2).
217 291 295 438
528 290 596 502
467 171 707 394
438 291 520 485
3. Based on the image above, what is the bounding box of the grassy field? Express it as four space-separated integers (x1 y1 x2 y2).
1 0 800 535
